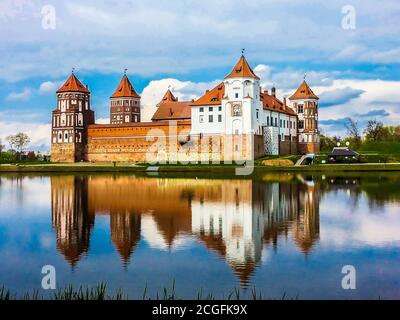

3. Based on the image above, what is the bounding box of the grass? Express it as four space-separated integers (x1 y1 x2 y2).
0 282 293 301
357 141 400 155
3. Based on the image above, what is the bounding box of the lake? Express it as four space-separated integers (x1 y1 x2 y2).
0 172 399 299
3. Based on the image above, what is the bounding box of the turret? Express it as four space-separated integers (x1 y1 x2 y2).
110 73 141 124
51 72 95 162
289 80 320 154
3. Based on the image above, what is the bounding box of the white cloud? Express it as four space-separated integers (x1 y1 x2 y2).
308 79 400 136
39 81 62 95
0 117 50 151
6 88 32 101
0 0 399 81
96 117 110 124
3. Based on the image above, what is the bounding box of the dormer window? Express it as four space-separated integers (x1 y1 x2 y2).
235 93 239 99
298 105 304 113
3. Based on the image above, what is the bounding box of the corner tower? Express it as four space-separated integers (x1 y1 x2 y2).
110 73 141 124
51 72 95 162
289 80 320 154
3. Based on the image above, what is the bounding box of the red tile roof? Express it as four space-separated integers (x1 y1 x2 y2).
260 91 297 115
111 75 140 98
289 80 318 100
160 89 177 103
57 73 90 93
190 82 225 106
152 90 191 121
225 55 260 80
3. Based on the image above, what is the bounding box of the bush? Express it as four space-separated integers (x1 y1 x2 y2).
261 159 294 167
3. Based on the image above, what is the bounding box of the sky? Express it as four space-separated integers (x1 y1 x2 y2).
0 0 400 151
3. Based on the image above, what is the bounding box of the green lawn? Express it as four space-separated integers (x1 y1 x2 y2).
357 142 400 155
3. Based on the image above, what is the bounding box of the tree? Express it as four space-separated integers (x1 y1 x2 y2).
344 118 361 148
364 120 385 142
320 134 337 152
6 133 31 160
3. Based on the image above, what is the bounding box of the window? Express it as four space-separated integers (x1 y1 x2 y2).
298 120 304 129
280 119 282 127
218 106 222 112
209 107 213 112
235 145 239 151
218 114 222 122
267 117 269 126
275 118 278 127
256 110 259 119
199 115 204 123
298 105 304 113
200 107 204 112
235 93 239 98
235 129 239 135
209 115 213 123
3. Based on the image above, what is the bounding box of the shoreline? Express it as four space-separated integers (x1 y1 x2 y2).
1 163 400 173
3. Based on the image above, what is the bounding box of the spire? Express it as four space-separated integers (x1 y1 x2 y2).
289 80 319 100
111 74 140 98
161 89 177 103
57 72 90 93
224 55 260 80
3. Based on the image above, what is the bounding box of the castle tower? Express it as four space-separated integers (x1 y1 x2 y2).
223 55 261 135
289 80 320 154
110 73 141 125
51 72 95 162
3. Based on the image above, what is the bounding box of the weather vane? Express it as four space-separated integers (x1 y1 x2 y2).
241 48 245 55
304 73 307 81
124 68 128 75
72 67 75 74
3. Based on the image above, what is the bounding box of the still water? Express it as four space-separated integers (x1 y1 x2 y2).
0 172 399 299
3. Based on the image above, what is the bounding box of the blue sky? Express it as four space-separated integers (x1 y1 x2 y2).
0 0 400 150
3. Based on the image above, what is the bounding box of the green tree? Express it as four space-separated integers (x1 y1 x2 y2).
364 120 385 142
320 134 337 152
6 133 31 160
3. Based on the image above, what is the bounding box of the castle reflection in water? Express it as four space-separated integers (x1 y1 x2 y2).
50 174 319 284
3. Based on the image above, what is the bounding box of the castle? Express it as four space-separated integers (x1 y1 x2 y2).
51 55 320 163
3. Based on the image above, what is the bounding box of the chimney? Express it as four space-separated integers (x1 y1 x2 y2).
176 97 179 101
271 86 276 97
283 97 287 110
